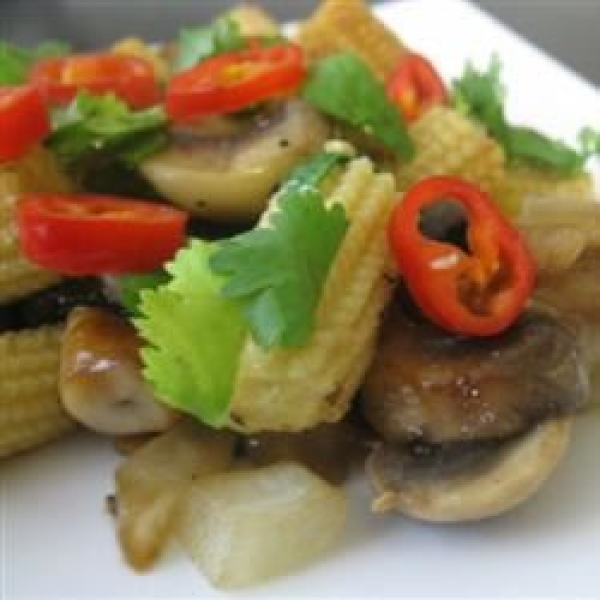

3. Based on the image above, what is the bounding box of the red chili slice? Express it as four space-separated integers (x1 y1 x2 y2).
387 52 447 122
17 194 188 275
388 176 536 336
166 42 306 122
0 85 50 163
30 53 160 108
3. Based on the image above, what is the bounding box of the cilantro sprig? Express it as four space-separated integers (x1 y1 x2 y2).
133 152 349 424
210 153 349 349
302 52 415 161
0 40 70 84
46 91 167 172
452 56 600 175
136 241 247 427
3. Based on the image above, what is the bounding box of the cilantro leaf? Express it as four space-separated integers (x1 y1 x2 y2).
46 91 167 171
0 40 70 84
451 55 509 145
135 240 246 427
302 52 415 160
118 271 170 317
451 57 599 175
277 151 350 196
505 126 584 173
210 188 348 349
174 16 245 72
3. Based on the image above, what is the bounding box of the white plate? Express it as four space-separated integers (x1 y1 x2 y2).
2 1 600 598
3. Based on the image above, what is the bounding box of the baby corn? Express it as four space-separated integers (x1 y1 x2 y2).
0 147 69 304
230 156 396 432
396 106 506 198
0 326 75 459
296 0 406 80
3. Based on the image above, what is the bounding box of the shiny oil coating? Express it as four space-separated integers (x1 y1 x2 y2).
361 304 588 445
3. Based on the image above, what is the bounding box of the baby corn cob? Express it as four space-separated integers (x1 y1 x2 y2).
396 106 506 198
0 194 61 304
296 0 406 80
0 326 75 459
230 156 396 432
0 146 69 304
0 145 71 197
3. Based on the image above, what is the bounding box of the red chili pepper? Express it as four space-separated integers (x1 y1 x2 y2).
386 52 447 122
17 194 188 276
166 42 306 122
0 85 50 163
388 176 536 337
30 53 160 108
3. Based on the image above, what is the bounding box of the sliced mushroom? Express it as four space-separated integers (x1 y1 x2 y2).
366 418 572 522
361 303 589 445
60 307 178 435
140 99 331 221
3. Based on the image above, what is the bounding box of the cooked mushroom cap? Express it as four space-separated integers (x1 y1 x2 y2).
361 305 588 445
366 418 572 522
60 307 179 435
139 99 330 221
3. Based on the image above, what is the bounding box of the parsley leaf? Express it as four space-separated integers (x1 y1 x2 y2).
46 91 167 172
0 40 70 84
210 157 348 349
174 16 245 72
451 57 599 175
302 52 415 161
135 240 246 427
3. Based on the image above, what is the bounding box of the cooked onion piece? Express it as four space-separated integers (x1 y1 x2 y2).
115 420 234 571
176 462 347 588
517 195 600 275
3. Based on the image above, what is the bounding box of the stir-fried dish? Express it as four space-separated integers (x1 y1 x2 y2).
1 0 600 588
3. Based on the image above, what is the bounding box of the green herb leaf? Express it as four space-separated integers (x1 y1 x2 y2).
118 271 170 316
302 52 415 160
210 168 348 349
451 55 509 145
46 91 167 171
451 57 599 175
0 40 70 84
277 151 350 196
135 240 246 427
578 127 600 159
175 16 245 72
505 126 584 173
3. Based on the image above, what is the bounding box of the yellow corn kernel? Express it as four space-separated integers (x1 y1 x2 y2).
396 106 506 198
296 0 406 80
230 155 396 432
0 326 75 459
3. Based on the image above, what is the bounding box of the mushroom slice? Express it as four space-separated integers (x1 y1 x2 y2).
139 99 330 221
60 307 178 435
361 305 589 445
366 418 572 522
